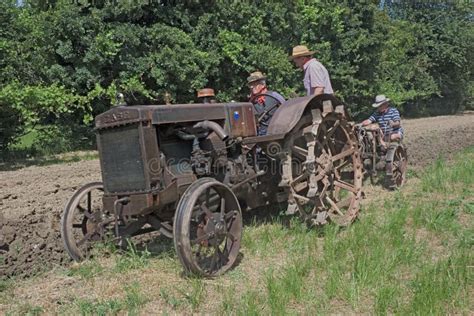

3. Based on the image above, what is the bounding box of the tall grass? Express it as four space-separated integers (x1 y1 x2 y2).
67 282 147 316
222 148 473 314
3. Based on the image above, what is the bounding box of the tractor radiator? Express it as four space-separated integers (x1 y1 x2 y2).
97 124 147 193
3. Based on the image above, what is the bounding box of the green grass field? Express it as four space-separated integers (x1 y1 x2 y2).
1 148 473 315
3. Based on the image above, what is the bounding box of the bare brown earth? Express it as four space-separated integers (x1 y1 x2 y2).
401 112 474 169
0 112 473 278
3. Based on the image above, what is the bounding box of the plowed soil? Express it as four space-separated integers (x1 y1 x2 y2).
1 113 473 278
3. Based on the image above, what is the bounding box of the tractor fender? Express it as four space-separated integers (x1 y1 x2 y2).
266 94 349 137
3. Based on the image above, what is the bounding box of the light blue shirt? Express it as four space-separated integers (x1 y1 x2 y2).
303 58 334 95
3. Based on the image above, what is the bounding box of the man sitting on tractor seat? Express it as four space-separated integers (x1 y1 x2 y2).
362 95 403 148
247 71 285 136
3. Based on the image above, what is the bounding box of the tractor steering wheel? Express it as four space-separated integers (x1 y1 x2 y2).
250 93 283 124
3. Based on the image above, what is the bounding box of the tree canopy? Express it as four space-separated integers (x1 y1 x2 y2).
1 0 472 153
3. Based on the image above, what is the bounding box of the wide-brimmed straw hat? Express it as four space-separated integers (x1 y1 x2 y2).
288 45 315 60
372 95 390 108
197 88 215 98
247 71 266 84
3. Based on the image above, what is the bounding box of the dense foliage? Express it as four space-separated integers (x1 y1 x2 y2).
0 0 472 154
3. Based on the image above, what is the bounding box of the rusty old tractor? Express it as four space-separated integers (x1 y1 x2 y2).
355 123 408 189
61 94 363 276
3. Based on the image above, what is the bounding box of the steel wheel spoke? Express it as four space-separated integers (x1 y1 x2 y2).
334 139 348 147
77 205 93 219
326 196 344 216
87 192 92 213
331 147 355 162
293 180 309 193
316 140 328 153
326 121 340 137
292 145 308 159
76 231 95 247
220 197 226 218
191 233 212 246
293 192 311 203
334 180 358 193
335 159 350 171
292 172 309 185
224 210 237 220
200 203 214 219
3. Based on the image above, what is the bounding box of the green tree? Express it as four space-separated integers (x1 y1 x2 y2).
0 0 472 155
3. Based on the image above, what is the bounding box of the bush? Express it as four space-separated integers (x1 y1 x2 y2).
0 103 23 151
31 123 95 156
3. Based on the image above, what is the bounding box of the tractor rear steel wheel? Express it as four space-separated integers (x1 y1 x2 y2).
61 182 113 261
283 110 363 227
173 178 242 277
385 144 408 189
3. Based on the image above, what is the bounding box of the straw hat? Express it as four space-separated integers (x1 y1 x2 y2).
288 45 315 60
197 88 215 98
247 71 266 84
372 95 390 108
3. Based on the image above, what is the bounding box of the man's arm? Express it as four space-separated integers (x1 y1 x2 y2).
389 108 401 128
389 120 400 128
362 113 377 126
362 119 372 126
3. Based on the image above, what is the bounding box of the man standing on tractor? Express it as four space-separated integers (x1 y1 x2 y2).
362 95 404 147
247 71 285 136
289 45 334 96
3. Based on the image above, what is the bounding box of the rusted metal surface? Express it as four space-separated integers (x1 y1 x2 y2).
95 106 142 129
281 107 363 226
62 94 368 276
355 124 408 189
61 182 108 261
224 103 257 137
197 88 215 98
174 178 242 276
267 94 345 136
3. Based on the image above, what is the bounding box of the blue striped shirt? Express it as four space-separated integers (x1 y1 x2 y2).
369 107 403 137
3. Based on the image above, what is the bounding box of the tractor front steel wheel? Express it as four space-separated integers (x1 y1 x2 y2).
61 182 113 261
173 178 242 277
282 110 363 227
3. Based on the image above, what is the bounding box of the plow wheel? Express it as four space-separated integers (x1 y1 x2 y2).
61 182 113 261
174 178 242 277
385 144 408 190
283 110 363 227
